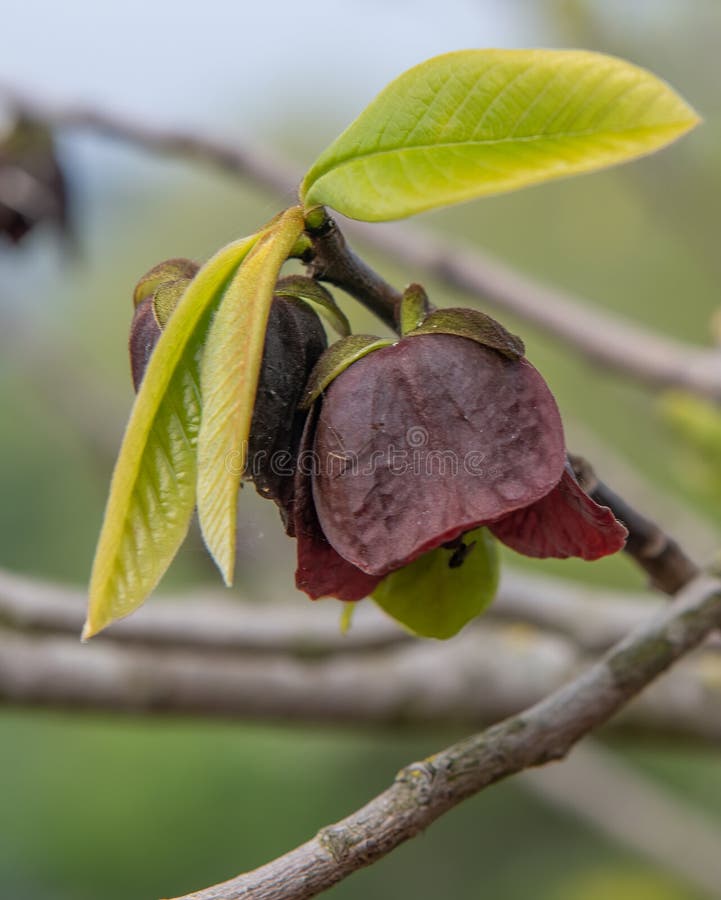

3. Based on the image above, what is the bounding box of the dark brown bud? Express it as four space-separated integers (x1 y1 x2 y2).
246 297 327 530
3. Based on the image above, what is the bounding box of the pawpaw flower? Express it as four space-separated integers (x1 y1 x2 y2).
294 309 628 601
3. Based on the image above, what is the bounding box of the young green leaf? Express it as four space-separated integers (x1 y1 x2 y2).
372 527 499 639
196 206 306 585
301 49 700 221
84 234 260 639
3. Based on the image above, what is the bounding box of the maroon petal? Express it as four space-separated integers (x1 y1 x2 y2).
489 469 628 560
294 411 382 601
312 334 566 576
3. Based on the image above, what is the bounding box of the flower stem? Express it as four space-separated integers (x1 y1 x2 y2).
304 209 402 332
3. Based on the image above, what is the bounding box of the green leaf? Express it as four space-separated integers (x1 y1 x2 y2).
274 275 351 336
196 206 306 585
84 234 260 639
301 49 699 221
372 527 499 639
300 334 395 410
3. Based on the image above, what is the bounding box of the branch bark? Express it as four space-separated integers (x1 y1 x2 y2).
168 575 721 900
3 568 721 745
570 454 701 594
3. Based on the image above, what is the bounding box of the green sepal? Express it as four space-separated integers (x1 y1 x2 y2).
274 275 351 337
406 307 524 359
399 283 432 335
133 258 199 308
300 334 394 410
152 278 195 328
372 527 499 639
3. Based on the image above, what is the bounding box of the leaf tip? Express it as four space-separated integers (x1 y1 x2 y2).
686 110 703 131
81 616 101 642
199 518 236 587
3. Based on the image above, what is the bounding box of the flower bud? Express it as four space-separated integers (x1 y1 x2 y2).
128 262 327 527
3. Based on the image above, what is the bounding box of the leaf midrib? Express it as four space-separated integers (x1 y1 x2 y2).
307 119 692 186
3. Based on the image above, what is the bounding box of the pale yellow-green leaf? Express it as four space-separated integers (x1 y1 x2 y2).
301 49 700 221
83 234 259 639
196 206 306 584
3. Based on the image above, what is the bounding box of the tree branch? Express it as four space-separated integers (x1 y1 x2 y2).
168 575 721 900
569 454 701 594
6 90 721 399
346 218 721 400
0 89 299 201
0 566 406 653
0 564 690 657
3 567 721 744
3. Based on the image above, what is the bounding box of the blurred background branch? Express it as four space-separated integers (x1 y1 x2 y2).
521 741 721 900
3 566 721 745
171 574 721 900
4 89 721 400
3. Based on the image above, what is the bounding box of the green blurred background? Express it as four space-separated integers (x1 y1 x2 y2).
2 1 721 897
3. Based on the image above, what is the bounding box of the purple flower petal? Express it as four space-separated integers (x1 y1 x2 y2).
294 412 382 600
489 468 628 559
128 296 161 392
312 334 566 576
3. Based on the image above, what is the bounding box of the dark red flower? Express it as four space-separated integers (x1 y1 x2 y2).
294 332 627 600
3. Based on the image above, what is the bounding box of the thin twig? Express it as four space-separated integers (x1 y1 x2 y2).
5 91 721 398
2 565 721 743
570 454 701 594
0 89 299 202
347 218 721 400
304 214 402 330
